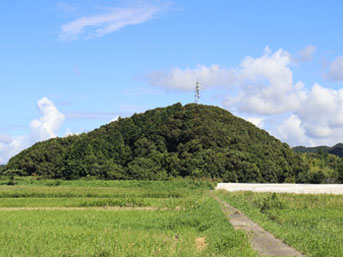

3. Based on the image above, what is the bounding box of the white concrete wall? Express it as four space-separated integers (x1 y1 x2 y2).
216 183 343 194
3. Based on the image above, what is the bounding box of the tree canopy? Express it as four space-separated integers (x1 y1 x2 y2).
294 143 343 158
2 103 333 182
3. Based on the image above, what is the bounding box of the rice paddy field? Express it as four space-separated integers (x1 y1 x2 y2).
216 190 343 257
0 178 258 257
3 177 343 257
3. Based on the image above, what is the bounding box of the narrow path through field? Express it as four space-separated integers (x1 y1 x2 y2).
213 195 305 257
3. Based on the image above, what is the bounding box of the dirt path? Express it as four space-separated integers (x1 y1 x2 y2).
214 195 305 257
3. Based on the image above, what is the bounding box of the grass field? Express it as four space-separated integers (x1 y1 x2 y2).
216 190 343 257
0 178 258 257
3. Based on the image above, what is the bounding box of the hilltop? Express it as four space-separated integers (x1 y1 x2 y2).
3 103 306 182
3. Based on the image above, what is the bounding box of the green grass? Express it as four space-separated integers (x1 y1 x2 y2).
0 176 215 190
216 190 343 257
0 179 257 257
0 185 186 198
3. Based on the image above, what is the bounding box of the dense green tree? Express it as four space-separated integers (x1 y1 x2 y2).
294 143 343 158
0 165 5 175
295 152 343 183
4 103 313 182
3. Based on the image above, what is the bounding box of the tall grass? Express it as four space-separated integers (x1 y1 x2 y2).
216 190 343 257
0 180 257 257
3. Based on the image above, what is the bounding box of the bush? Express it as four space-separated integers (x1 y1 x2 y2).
255 193 286 213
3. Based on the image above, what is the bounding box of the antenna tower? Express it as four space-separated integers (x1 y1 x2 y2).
194 80 200 104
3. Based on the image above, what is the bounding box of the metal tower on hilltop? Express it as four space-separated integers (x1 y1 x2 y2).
194 80 200 104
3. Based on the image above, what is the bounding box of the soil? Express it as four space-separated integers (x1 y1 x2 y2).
195 237 207 251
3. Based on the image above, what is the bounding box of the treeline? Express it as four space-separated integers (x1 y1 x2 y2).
297 152 343 183
2 103 342 183
0 165 4 174
294 143 343 158
293 144 343 183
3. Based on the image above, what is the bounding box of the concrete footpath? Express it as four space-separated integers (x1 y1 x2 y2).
214 195 305 257
217 183 343 194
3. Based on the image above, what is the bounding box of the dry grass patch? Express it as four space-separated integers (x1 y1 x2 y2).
195 236 207 251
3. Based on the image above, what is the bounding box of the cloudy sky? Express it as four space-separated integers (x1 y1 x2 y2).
1 0 343 164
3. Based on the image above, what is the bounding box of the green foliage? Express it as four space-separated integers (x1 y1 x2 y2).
127 157 167 180
297 152 343 183
0 180 258 257
217 191 343 257
0 165 5 175
5 103 306 182
254 193 286 213
294 143 343 157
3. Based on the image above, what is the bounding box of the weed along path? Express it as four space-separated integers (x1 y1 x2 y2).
213 195 305 257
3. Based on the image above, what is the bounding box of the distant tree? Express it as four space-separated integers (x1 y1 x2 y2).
0 165 5 175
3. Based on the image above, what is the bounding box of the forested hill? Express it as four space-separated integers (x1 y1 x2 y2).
293 143 343 158
3 103 306 182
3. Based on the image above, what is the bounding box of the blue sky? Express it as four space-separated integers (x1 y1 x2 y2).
1 0 343 163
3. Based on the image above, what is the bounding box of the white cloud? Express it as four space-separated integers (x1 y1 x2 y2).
275 115 343 147
274 84 343 146
0 135 29 165
149 47 306 115
295 84 343 138
110 115 120 123
325 56 343 82
224 48 306 115
276 115 309 146
30 97 65 141
59 4 162 41
0 98 65 164
0 134 12 144
148 47 343 146
64 128 83 137
148 64 235 91
246 117 264 128
293 45 316 63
